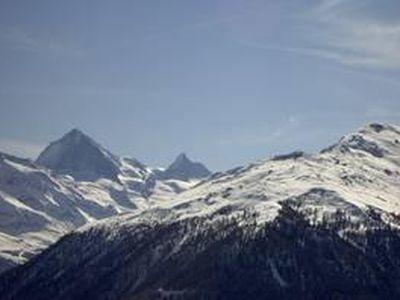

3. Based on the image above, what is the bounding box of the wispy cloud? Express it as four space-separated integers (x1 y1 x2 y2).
300 0 400 69
0 26 84 57
218 0 400 70
0 138 44 159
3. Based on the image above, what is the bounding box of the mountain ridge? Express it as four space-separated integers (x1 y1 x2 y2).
1 122 399 299
0 129 211 273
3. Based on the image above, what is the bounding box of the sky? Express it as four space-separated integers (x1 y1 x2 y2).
1 0 400 171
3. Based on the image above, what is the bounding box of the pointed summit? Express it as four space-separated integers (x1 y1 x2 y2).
174 152 190 163
162 152 211 181
65 128 85 138
36 129 121 182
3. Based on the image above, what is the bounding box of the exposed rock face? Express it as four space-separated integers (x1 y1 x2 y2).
36 129 121 182
0 130 210 274
1 123 400 299
161 153 211 181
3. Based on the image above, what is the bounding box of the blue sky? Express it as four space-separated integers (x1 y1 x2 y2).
1 0 400 171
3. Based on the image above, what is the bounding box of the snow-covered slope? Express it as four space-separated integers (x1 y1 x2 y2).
152 122 400 224
81 122 400 232
0 130 210 273
0 151 132 273
1 123 399 299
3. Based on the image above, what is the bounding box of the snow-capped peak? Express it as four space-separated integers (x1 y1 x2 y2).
4 123 400 300
321 123 400 158
0 124 400 299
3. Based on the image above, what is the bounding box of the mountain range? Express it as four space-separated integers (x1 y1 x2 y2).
0 129 210 273
1 123 400 299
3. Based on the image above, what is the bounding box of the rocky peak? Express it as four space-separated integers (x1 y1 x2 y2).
36 128 121 182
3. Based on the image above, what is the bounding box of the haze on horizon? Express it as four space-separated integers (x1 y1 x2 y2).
1 0 400 171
